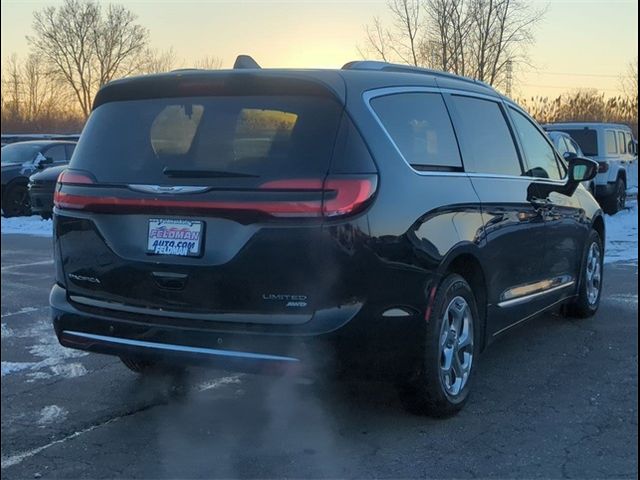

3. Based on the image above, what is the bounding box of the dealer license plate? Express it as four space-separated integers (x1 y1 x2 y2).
146 218 203 257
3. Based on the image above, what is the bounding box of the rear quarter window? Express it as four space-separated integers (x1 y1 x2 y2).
370 92 462 170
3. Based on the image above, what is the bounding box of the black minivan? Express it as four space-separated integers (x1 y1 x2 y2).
51 59 603 416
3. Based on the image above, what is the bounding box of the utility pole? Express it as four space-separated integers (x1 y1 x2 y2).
505 60 513 97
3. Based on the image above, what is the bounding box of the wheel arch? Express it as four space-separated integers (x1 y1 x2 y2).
592 213 605 245
438 244 489 350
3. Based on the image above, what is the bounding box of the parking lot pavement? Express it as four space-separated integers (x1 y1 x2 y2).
1 233 637 479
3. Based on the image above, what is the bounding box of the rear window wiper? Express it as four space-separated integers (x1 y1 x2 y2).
163 168 259 178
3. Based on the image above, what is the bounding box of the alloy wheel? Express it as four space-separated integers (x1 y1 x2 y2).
438 296 474 398
586 242 602 306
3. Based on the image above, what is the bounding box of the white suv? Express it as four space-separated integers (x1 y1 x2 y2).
544 123 638 214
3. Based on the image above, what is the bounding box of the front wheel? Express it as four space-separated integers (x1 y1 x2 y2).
398 274 480 417
2 184 31 217
564 229 603 318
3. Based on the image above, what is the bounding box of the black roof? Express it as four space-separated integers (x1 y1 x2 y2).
93 62 500 110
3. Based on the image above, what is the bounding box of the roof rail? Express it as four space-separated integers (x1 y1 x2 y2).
171 68 201 72
342 60 495 91
234 55 261 69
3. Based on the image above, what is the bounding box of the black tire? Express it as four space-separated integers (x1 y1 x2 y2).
602 177 626 215
2 183 31 217
398 273 480 417
120 356 185 375
564 229 604 318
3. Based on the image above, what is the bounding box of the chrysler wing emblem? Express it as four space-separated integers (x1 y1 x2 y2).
128 185 210 194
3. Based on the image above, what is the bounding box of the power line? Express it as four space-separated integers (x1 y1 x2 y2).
528 71 622 78
519 83 623 93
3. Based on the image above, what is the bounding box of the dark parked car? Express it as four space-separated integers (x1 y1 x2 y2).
1 140 76 217
546 130 596 196
29 165 67 220
51 58 602 416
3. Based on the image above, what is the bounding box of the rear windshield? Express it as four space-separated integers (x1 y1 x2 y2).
71 95 344 184
555 129 598 157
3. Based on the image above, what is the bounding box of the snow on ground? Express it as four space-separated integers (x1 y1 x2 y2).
605 200 638 264
1 200 638 263
0 320 88 381
1 216 52 237
37 405 68 426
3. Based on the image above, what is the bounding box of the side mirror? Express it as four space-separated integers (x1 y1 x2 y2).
563 151 578 161
568 156 598 183
34 153 53 169
528 156 598 201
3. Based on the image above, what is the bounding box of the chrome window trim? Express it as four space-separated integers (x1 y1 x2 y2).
363 86 466 177
364 86 570 186
63 330 300 362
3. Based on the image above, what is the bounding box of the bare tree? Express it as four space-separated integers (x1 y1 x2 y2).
361 0 544 89
360 1 426 66
358 17 392 62
621 57 638 100
140 47 178 74
193 55 224 70
27 0 149 118
1 53 83 133
467 0 543 87
2 54 22 120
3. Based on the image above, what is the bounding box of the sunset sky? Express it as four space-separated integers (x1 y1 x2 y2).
1 0 637 98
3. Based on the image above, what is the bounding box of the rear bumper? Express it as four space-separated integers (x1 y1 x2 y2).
50 284 424 375
28 185 55 216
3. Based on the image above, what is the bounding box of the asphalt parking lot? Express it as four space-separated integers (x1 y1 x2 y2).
1 233 638 479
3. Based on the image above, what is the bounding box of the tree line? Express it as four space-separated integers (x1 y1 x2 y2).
1 0 221 134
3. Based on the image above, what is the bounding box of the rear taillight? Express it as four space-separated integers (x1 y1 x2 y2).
54 174 377 219
322 177 377 217
54 170 96 210
56 170 95 186
598 162 609 173
260 176 377 218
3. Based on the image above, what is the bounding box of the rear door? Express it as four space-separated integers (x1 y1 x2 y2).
444 93 552 335
55 79 377 322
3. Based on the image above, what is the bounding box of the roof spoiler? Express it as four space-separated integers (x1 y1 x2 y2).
234 55 261 69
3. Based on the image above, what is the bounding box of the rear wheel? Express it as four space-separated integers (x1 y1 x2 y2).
564 230 603 318
602 177 626 215
2 183 31 217
398 274 480 417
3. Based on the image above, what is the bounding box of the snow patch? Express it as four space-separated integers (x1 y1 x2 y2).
1 320 88 381
1 306 43 318
1 323 14 337
1 361 37 376
37 405 68 426
605 200 638 264
1 216 52 237
606 293 638 305
197 375 243 392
